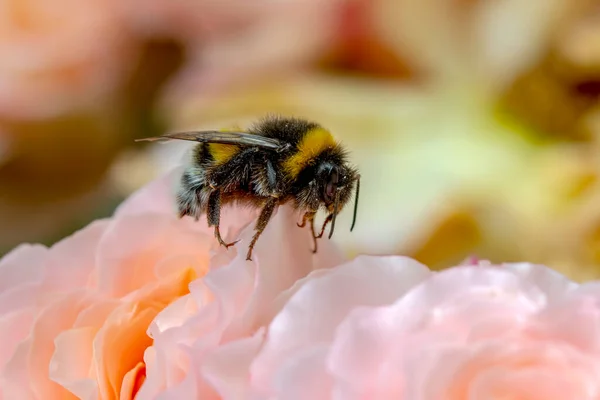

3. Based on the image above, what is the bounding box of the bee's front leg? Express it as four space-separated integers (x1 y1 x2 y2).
207 189 239 249
296 211 321 253
316 214 334 239
297 210 315 228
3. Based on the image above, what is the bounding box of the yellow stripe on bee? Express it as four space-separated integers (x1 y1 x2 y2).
283 127 337 178
208 125 244 164
208 143 239 164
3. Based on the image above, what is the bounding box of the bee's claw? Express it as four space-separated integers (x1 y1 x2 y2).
217 238 239 249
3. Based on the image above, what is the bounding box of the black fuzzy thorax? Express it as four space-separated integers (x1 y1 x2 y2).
248 115 320 146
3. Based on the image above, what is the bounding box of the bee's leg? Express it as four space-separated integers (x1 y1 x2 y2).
246 198 277 261
309 217 318 254
207 190 239 249
296 211 315 228
316 214 334 239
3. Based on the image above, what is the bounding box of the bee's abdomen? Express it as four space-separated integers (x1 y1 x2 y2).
176 167 210 218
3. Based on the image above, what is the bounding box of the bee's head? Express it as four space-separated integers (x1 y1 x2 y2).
315 162 360 238
316 163 353 211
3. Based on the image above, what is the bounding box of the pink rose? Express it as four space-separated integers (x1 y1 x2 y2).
250 258 600 399
0 0 133 119
0 168 343 399
4 166 600 399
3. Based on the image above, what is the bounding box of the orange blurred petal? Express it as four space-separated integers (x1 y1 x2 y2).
94 268 197 400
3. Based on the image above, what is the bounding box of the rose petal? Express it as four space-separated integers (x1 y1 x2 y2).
120 362 146 400
1 339 36 400
29 291 97 399
50 328 98 400
223 206 346 339
0 244 46 292
272 345 332 400
114 169 182 218
49 300 121 399
0 309 34 371
95 268 195 399
502 262 578 300
201 329 265 399
251 255 430 391
43 220 109 292
96 214 208 297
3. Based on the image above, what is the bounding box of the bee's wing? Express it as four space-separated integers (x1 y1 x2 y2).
135 131 282 150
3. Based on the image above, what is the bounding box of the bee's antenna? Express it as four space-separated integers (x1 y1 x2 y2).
328 191 341 239
350 175 360 232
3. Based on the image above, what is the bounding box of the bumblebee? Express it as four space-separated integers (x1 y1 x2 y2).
137 115 360 261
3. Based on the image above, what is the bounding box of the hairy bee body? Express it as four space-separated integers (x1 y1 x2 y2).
138 115 360 260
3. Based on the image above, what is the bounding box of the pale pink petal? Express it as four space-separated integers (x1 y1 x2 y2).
223 206 346 339
377 266 547 332
0 283 41 316
114 169 182 218
423 342 600 399
527 282 600 354
0 309 34 370
201 329 265 399
251 255 430 391
134 348 162 400
325 266 557 397
0 244 46 292
502 262 578 300
271 345 332 400
1 339 37 400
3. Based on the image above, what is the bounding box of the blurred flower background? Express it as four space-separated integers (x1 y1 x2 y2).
2 0 600 282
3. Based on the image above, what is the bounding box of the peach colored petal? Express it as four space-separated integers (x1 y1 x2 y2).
0 244 46 292
50 328 98 400
120 362 146 400
73 300 122 329
42 220 109 292
96 214 209 297
94 268 196 400
49 300 121 399
28 291 98 399
1 290 97 400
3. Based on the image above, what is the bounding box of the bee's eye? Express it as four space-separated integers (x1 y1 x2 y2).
323 169 339 204
325 182 335 202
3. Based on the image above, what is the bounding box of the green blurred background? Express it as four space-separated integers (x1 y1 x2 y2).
2 0 600 281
